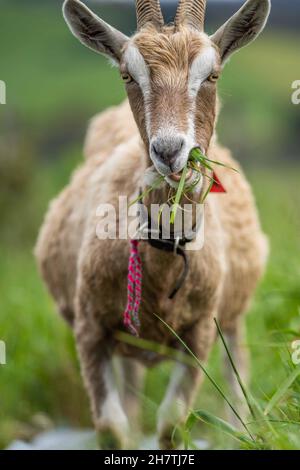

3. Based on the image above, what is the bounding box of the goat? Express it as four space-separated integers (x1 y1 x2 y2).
35 0 270 449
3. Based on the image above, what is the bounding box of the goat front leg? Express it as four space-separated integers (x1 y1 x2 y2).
74 310 129 449
120 357 145 427
157 314 216 449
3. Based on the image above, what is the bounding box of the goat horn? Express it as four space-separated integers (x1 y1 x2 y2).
135 0 164 30
174 0 207 31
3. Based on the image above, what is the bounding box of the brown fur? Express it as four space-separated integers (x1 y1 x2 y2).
129 27 220 146
35 19 268 449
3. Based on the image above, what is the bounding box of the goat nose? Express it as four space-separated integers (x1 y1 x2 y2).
151 137 184 169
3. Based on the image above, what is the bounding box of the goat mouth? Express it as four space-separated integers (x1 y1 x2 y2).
169 167 193 182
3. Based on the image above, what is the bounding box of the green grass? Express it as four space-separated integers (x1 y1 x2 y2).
0 1 300 450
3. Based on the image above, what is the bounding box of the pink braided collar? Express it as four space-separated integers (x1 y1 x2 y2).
123 240 142 336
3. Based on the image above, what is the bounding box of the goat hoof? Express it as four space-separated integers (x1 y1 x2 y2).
97 426 125 450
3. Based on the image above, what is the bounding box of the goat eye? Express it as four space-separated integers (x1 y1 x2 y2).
121 73 133 84
208 72 220 83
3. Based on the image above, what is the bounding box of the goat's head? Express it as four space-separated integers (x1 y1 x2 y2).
63 0 270 178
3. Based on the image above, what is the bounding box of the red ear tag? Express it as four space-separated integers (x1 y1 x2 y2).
210 171 226 193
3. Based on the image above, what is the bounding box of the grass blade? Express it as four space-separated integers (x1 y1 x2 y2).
170 165 188 224
214 318 255 419
129 176 164 207
213 319 279 439
186 409 255 447
189 147 239 173
264 367 300 416
200 177 214 203
154 313 255 440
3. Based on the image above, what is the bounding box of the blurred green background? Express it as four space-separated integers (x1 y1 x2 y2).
0 0 300 449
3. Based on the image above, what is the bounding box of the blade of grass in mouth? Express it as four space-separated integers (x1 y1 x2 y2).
131 148 237 225
170 165 188 225
129 176 164 207
190 147 239 173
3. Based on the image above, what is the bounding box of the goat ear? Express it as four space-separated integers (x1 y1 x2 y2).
210 0 271 64
63 0 128 63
